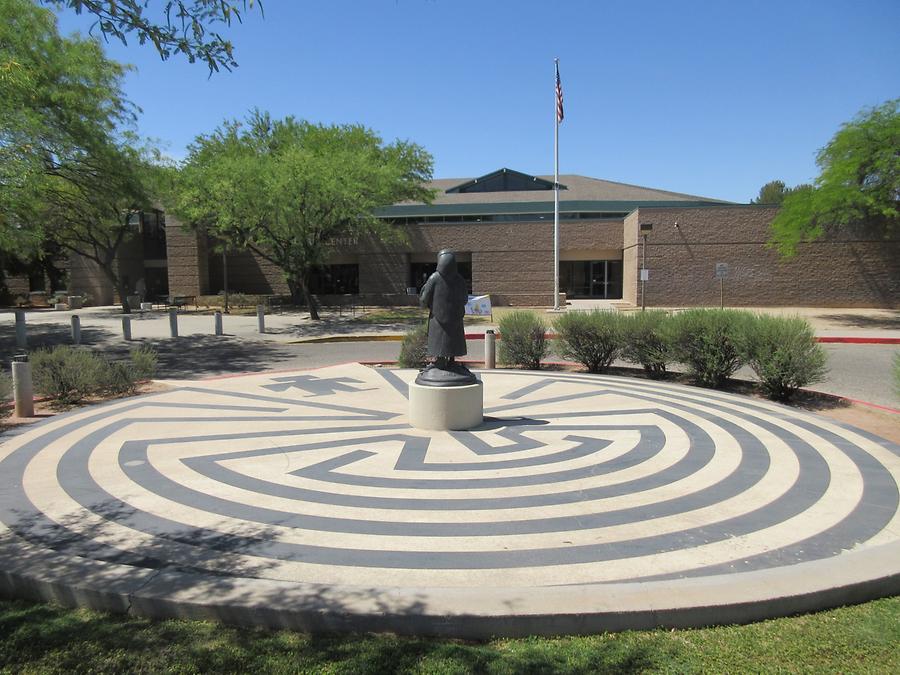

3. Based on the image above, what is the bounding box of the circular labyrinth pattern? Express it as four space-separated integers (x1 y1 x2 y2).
0 363 898 632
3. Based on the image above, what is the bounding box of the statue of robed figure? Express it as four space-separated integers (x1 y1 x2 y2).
415 250 478 387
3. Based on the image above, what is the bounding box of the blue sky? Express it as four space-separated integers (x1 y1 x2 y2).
53 0 899 203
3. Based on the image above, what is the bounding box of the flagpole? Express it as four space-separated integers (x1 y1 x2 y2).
553 58 560 310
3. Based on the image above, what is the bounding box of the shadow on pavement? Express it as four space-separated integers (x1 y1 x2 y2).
817 312 900 330
98 336 298 378
0 324 117 362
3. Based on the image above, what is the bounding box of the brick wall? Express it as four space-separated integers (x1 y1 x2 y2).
165 216 210 297
628 206 900 308
68 253 115 305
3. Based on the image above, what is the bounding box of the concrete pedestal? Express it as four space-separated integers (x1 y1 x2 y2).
409 381 483 431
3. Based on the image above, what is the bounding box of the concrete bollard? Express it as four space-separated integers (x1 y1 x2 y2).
214 311 223 336
71 315 81 345
11 355 34 418
484 330 496 369
14 310 26 349
169 308 178 338
122 315 132 341
257 305 266 334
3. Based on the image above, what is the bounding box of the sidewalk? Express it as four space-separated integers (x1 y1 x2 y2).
2 304 899 345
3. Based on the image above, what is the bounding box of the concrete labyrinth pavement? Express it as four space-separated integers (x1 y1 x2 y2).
0 363 898 637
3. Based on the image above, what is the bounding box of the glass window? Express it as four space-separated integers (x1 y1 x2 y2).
410 261 472 294
309 264 359 295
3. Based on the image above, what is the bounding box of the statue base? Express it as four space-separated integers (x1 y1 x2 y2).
414 362 478 387
409 380 483 431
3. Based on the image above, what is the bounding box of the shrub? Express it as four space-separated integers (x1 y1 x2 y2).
498 311 548 370
101 346 159 396
621 310 673 378
31 346 107 404
670 309 752 388
553 310 624 373
738 315 828 401
31 345 158 404
129 345 158 381
398 322 429 369
0 372 11 418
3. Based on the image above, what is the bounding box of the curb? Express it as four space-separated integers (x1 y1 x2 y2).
294 333 900 345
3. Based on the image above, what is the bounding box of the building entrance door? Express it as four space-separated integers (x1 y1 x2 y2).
560 260 623 299
590 261 607 297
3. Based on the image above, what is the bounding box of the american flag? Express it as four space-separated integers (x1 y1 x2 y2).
555 62 564 124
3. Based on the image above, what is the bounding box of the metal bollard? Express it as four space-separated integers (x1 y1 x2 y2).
214 311 223 336
257 305 266 334
11 354 34 418
71 315 81 345
484 330 496 369
122 315 132 341
14 310 26 349
169 308 178 338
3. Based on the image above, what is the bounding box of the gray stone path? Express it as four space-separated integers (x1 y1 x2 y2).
0 364 898 635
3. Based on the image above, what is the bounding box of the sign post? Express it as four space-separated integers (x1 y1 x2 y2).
715 263 729 309
639 223 653 310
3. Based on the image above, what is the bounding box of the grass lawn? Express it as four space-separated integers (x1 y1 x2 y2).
0 596 897 673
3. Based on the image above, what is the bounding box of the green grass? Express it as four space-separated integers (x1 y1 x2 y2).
0 596 897 673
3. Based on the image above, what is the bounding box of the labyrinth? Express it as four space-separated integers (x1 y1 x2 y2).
0 362 898 635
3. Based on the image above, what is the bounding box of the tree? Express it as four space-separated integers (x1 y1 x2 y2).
40 0 262 72
43 141 163 313
769 99 899 256
1 0 158 311
171 111 434 319
752 180 788 205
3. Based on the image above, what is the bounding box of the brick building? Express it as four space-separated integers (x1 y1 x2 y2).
67 168 900 308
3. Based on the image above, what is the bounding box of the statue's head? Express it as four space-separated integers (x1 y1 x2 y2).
436 249 457 276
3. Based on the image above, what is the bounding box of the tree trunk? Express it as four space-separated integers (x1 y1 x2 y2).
100 263 130 313
287 276 320 320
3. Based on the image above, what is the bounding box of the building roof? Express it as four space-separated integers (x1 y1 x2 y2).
378 168 732 219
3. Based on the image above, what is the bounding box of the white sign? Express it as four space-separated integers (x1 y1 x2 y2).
715 263 729 279
465 294 492 316
640 269 649 281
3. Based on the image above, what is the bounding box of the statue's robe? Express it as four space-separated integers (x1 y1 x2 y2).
420 268 468 358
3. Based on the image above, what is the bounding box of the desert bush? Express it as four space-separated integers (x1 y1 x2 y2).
0 372 11 418
738 315 828 401
31 346 107 404
129 345 158 381
31 345 158 403
398 322 429 369
621 310 673 378
498 311 548 370
669 309 752 388
554 310 624 373
101 346 159 396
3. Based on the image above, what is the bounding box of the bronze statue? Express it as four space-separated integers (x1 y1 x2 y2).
415 250 477 387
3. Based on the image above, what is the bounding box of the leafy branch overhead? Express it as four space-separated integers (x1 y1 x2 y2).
40 0 262 72
769 99 899 256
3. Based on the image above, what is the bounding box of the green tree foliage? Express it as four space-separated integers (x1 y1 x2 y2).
770 99 899 256
41 0 261 72
753 180 789 205
1 0 160 311
172 111 434 319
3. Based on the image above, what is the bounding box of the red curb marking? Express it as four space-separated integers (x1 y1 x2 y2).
815 337 900 345
465 333 898 345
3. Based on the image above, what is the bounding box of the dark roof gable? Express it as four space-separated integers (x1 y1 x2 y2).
445 168 566 194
